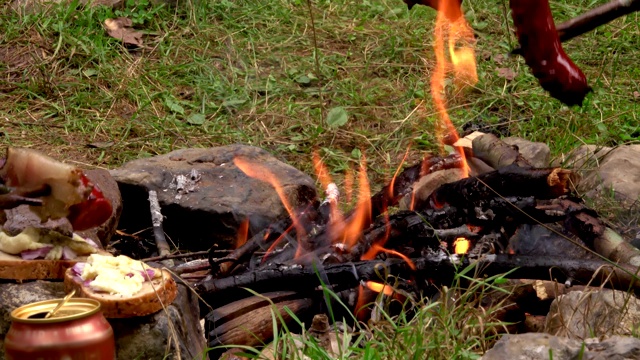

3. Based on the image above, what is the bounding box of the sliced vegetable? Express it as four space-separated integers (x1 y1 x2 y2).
20 246 53 260
71 262 86 275
61 246 77 260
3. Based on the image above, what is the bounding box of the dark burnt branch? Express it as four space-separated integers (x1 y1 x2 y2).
195 254 640 297
142 250 215 263
512 0 640 54
428 165 575 210
209 203 321 276
173 259 210 275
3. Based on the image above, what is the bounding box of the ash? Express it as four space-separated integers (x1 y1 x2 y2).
168 169 201 200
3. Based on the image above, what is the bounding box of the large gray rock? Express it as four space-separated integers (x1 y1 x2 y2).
503 137 551 168
583 336 640 360
481 333 584 360
545 289 640 340
0 281 207 360
481 333 640 360
111 145 317 251
562 145 640 203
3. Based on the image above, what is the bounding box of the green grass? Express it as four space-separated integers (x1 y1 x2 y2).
2 0 637 185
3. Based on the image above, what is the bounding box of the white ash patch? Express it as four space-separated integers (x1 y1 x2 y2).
167 169 202 200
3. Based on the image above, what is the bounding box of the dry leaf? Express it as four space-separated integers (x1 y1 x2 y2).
634 91 639 99
493 54 506 64
497 67 517 81
104 17 143 47
86 141 115 149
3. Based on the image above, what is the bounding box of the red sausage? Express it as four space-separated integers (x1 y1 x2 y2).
67 174 113 231
510 0 592 106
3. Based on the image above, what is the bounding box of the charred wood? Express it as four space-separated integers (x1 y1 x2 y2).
427 165 575 210
196 254 640 299
367 153 463 219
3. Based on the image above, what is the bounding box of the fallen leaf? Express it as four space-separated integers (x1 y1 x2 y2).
493 54 506 64
186 113 206 125
86 141 115 149
634 91 639 99
326 106 348 128
104 17 143 47
497 67 517 81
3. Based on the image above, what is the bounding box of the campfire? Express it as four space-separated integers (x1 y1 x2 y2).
167 2 640 355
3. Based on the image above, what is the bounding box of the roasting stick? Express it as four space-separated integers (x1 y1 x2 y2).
512 0 640 54
148 190 173 267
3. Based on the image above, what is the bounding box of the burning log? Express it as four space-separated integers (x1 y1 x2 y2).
369 154 463 218
471 133 532 169
196 254 640 299
426 165 575 210
209 203 322 277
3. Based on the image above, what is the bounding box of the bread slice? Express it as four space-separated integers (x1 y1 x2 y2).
63 267 178 318
0 250 111 280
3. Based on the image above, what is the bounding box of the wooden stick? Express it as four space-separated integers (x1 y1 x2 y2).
512 0 640 54
173 259 210 275
0 194 42 209
142 250 214 263
148 190 171 258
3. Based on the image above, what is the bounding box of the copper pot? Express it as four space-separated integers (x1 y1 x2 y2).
5 298 115 360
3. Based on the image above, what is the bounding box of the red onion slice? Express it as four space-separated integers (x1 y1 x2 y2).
71 262 86 276
140 269 155 281
61 246 77 260
20 246 53 260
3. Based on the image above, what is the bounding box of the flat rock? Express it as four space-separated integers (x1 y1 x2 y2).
561 145 640 203
0 281 207 360
503 137 550 168
481 333 640 360
480 333 583 360
583 336 640 360
545 289 640 340
111 145 317 251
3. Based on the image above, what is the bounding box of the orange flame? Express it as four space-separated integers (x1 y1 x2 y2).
453 237 470 255
313 151 343 223
344 167 354 204
236 219 249 249
362 243 416 270
365 281 394 296
234 156 306 258
338 158 371 248
430 1 477 177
